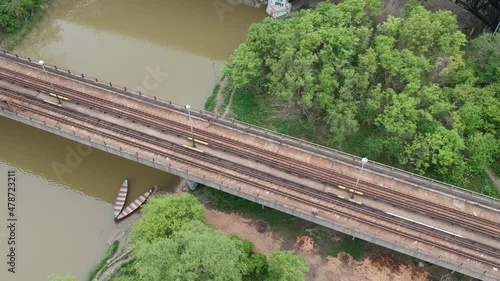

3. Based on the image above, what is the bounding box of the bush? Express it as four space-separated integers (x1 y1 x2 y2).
246 253 269 280
131 194 205 244
0 0 48 33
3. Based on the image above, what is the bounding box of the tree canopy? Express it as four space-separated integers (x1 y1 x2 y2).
133 221 243 281
131 194 205 244
267 248 309 281
121 194 307 281
223 0 500 186
0 0 47 33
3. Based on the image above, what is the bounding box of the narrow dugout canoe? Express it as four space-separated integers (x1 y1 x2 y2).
114 178 128 218
114 186 157 222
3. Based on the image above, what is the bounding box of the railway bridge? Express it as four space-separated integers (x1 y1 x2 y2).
1 51 500 280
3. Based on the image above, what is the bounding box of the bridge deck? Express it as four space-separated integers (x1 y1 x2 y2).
1 53 499 280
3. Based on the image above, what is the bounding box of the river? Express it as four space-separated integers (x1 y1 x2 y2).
0 0 266 280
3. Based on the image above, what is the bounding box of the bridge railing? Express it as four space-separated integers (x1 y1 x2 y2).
2 50 500 208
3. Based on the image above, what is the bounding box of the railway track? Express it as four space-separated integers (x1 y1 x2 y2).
1 66 500 241
2 87 500 271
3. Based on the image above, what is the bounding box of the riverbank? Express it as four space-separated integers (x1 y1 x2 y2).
93 179 188 281
93 183 434 281
0 1 50 50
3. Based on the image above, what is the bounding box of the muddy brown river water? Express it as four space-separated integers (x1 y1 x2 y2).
0 0 265 279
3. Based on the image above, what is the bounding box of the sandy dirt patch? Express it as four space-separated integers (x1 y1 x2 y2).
206 209 428 281
205 209 284 254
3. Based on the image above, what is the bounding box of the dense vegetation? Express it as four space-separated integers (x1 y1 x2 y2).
0 0 49 48
112 194 309 281
223 0 500 190
0 0 47 32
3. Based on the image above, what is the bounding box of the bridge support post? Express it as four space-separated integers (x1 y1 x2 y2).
187 180 199 191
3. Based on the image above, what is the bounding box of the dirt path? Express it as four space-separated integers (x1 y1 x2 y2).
205 209 428 281
213 77 227 115
222 86 235 118
212 77 235 118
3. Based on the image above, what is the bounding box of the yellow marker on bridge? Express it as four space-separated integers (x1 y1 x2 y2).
349 199 363 205
49 93 69 101
187 137 208 146
182 144 204 153
339 186 363 196
348 189 363 196
44 100 61 107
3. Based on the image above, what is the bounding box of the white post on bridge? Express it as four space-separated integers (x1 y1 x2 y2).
352 157 368 199
38 60 60 104
185 104 195 147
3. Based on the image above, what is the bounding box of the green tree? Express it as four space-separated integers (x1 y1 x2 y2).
0 0 47 32
247 253 269 281
47 273 76 281
131 194 205 244
267 248 308 281
223 0 500 190
402 126 467 183
224 0 382 144
464 33 500 85
465 133 498 173
230 235 269 280
133 221 243 281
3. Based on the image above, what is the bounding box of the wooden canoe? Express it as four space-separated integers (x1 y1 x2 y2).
114 179 128 218
114 186 157 222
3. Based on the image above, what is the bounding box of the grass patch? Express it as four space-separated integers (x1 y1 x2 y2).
466 172 500 198
0 3 50 50
330 236 367 260
107 259 138 281
204 83 220 112
87 240 119 281
221 84 233 110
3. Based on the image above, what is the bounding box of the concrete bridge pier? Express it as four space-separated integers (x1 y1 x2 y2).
187 180 199 191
